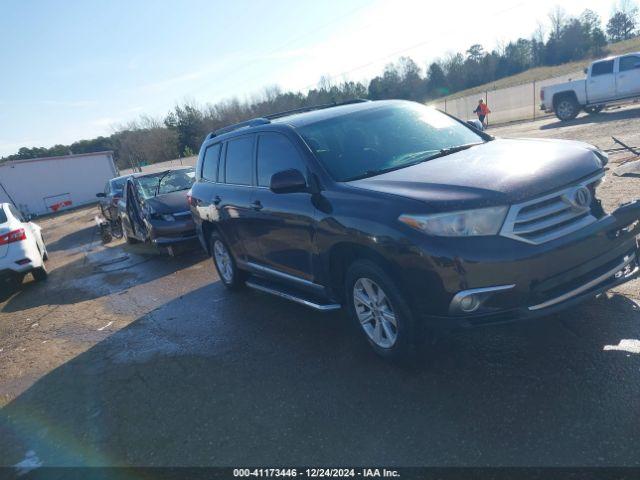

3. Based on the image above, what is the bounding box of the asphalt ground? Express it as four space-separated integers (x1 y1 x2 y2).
1 106 640 468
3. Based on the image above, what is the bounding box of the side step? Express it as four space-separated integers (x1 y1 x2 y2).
245 278 341 312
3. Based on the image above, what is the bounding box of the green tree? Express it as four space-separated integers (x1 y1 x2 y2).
607 11 637 41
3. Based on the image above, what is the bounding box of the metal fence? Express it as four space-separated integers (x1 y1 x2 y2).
431 70 584 125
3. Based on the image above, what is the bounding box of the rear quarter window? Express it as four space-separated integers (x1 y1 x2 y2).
202 143 222 181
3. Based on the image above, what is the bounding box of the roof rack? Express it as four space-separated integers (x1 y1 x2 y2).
208 118 270 139
264 98 370 120
206 98 371 139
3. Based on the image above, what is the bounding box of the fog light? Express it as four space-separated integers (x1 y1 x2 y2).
449 284 516 315
459 294 480 312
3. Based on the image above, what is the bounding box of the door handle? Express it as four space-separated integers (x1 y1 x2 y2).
213 195 221 206
251 200 263 211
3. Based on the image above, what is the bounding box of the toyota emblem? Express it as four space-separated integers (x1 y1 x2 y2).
571 186 591 209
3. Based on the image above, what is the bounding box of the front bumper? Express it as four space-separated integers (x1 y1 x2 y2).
400 200 640 327
441 249 639 327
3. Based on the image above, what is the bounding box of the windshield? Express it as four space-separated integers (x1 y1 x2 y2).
136 169 195 199
297 103 484 181
110 177 128 195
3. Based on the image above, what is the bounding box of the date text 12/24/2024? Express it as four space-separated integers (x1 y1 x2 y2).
233 469 400 478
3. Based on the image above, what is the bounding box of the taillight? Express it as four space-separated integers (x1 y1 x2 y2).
0 228 26 246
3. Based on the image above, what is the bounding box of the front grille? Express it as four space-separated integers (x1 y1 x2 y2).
500 173 604 244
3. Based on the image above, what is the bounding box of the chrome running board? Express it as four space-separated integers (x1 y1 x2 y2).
246 280 341 312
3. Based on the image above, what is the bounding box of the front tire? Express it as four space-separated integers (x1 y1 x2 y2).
555 96 579 121
124 228 140 245
210 232 246 289
345 259 424 361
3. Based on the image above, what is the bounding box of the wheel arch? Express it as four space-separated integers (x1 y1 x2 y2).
552 90 579 109
326 241 402 302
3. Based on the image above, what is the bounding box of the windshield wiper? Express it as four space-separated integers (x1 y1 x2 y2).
423 142 484 161
345 143 484 181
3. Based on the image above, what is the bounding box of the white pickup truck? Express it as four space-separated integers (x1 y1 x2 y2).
540 52 640 121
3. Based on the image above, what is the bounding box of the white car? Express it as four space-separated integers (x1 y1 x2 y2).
0 203 48 289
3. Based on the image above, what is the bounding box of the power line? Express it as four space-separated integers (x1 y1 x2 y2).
188 0 375 99
296 1 528 93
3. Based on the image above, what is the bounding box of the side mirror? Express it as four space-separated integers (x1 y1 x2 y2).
96 192 106 197
270 169 307 194
24 214 33 222
583 67 588 74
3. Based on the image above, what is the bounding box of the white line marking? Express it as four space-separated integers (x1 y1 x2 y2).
97 321 114 331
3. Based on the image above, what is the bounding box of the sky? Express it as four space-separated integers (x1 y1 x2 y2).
0 0 614 157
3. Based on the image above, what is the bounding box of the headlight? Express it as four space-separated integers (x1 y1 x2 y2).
594 149 609 167
399 206 508 237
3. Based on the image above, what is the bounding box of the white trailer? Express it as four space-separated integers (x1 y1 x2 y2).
0 151 118 216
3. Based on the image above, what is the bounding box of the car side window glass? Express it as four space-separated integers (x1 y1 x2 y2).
202 143 222 181
591 60 614 76
257 133 305 187
619 55 640 72
0 207 7 224
224 136 254 185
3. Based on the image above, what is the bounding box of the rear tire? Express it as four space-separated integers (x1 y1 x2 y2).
209 232 246 290
344 259 424 362
32 265 48 282
555 96 579 121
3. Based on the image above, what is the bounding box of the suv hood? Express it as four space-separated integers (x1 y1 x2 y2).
348 138 603 211
145 189 190 214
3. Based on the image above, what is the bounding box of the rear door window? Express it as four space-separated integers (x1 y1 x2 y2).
256 133 305 187
619 55 640 72
591 60 614 76
202 143 222 181
224 136 254 185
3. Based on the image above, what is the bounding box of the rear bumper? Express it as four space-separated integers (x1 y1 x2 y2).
149 218 197 245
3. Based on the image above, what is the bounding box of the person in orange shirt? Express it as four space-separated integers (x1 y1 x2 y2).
473 99 491 128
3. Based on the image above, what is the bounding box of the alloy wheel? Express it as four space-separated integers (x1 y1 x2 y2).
353 277 398 348
557 100 574 120
213 240 234 283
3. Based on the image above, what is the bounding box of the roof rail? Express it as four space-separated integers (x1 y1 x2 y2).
264 98 370 120
207 117 271 139
205 99 371 140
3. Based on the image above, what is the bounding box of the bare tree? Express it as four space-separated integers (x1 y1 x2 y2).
548 6 567 39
